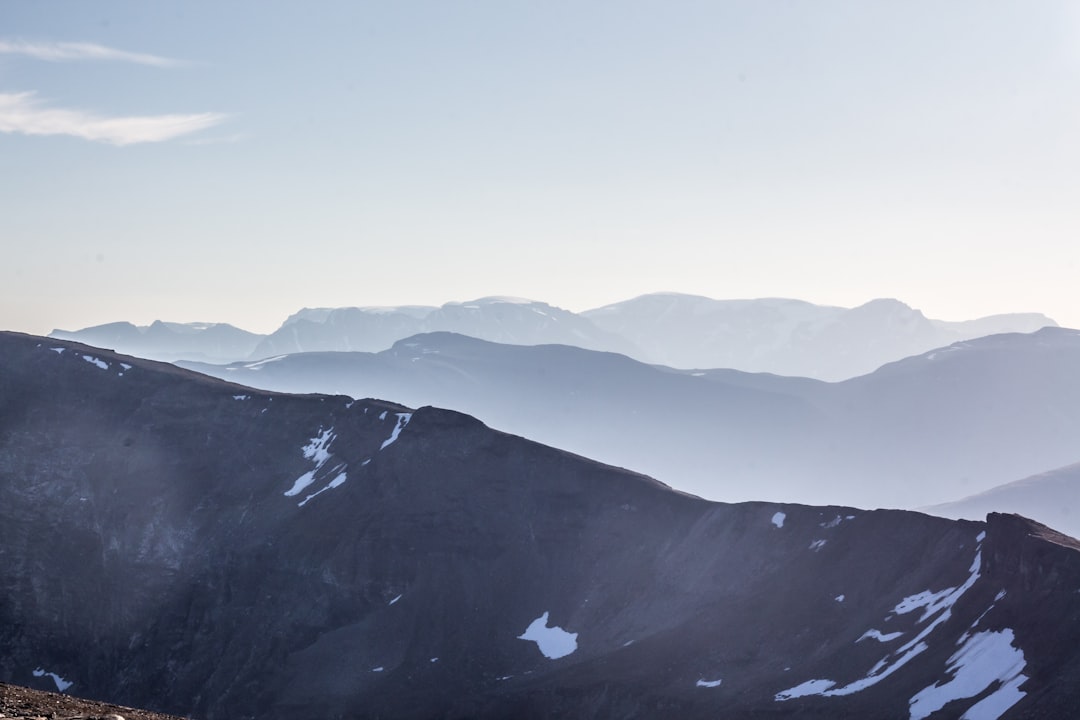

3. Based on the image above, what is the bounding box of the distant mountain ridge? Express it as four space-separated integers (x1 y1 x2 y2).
922 462 1080 540
50 320 264 364
4 330 1080 719
50 294 1057 380
249 296 643 360
583 294 1056 380
179 326 1080 513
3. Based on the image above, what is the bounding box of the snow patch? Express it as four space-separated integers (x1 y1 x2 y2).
379 410 388 421
50 347 65 354
81 354 108 370
243 355 287 370
430 657 438 663
285 429 338 499
297 470 348 507
380 413 412 450
908 629 1027 720
777 533 986 703
771 511 786 528
119 362 131 370
809 539 827 551
517 611 578 659
821 515 843 529
233 394 250 400
696 678 723 688
835 594 845 602
302 428 335 466
32 667 72 692
371 666 384 673
858 629 904 643
285 470 318 498
389 594 402 605
776 679 836 701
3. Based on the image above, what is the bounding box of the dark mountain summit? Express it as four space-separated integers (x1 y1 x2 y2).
3 331 1080 719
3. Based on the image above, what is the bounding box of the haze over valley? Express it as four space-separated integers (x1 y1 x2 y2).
4 1 1080 717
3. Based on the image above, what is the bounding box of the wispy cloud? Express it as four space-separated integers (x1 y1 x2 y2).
0 92 226 145
0 39 184 68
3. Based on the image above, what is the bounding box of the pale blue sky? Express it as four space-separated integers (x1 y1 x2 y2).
3 1 1079 334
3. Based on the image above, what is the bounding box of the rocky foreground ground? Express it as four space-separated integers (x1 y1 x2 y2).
0 683 186 720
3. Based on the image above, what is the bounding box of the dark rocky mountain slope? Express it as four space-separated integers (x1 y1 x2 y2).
3 331 1080 719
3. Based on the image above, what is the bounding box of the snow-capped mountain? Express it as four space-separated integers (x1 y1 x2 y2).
49 320 265 363
3 330 1079 720
51 294 1056 381
179 327 1080 511
248 296 642 359
582 293 1056 381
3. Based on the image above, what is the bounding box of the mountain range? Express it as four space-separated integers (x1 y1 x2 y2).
3 330 1079 719
51 294 1056 381
178 327 1080 513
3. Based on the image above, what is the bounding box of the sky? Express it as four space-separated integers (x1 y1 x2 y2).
2 0 1079 335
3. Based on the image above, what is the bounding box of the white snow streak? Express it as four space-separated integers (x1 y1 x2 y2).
81 354 108 370
696 678 723 688
908 629 1027 720
380 413 412 450
32 667 72 692
776 531 988 704
284 428 336 497
771 511 786 528
243 355 287 370
858 629 904 643
517 612 578 659
776 679 836 700
389 594 402 605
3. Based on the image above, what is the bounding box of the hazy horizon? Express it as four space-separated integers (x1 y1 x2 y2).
4 1 1079 335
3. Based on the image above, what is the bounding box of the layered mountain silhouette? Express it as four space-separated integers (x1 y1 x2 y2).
3 330 1080 720
584 294 1056 381
51 294 1055 381
923 462 1080 541
179 327 1080 512
50 320 264 364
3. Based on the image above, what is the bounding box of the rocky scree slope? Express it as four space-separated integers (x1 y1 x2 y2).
2 332 1080 719
0 680 186 720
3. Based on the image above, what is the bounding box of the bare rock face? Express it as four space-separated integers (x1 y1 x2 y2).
2 331 1080 719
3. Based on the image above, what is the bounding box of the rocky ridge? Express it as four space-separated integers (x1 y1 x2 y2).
3 331 1080 719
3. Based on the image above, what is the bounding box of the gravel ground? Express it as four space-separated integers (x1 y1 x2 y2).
0 683 189 720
